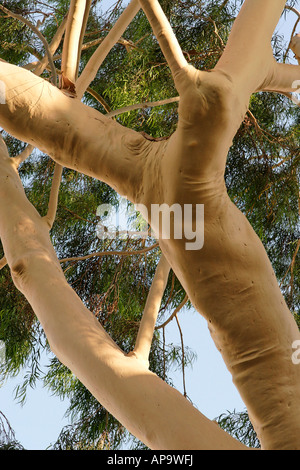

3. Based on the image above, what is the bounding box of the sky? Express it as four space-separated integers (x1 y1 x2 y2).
0 0 299 451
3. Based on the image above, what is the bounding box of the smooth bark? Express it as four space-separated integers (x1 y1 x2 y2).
0 0 300 450
132 254 170 363
0 138 246 450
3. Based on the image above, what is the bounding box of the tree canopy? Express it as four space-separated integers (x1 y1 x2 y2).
0 0 299 450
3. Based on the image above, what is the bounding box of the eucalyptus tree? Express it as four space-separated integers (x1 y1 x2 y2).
0 0 299 450
0 0 189 450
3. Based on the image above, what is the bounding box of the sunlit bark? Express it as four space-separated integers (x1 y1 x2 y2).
0 0 299 450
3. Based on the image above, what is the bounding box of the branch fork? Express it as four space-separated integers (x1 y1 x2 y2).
0 0 300 451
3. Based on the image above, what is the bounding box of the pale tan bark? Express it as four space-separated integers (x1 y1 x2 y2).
0 0 299 450
11 144 34 169
131 254 170 363
291 34 300 64
155 294 188 330
32 16 68 77
76 0 141 97
106 96 180 118
43 163 63 229
138 0 187 79
0 4 58 85
0 138 246 450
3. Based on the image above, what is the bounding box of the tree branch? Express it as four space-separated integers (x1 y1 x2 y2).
155 294 188 330
75 0 93 79
106 96 179 118
32 15 67 77
11 144 35 168
76 0 141 97
61 0 92 84
215 0 288 98
284 6 300 63
261 62 300 95
86 87 111 112
59 242 159 264
0 3 57 85
175 313 187 398
130 254 170 363
0 62 150 202
138 0 188 83
43 163 63 229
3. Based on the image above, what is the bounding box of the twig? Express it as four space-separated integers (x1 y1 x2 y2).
76 0 140 97
155 294 188 329
285 5 300 18
280 239 300 287
138 0 187 80
86 87 112 112
33 15 67 77
59 242 159 264
219 0 230 11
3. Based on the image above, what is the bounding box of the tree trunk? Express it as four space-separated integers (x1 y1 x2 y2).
0 0 300 450
0 137 246 450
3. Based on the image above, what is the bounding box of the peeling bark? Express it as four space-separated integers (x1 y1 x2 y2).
0 138 246 450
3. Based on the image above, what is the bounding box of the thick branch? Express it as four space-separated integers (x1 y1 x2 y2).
74 0 93 79
261 62 300 95
0 1 300 450
0 138 246 451
138 0 188 87
43 163 63 229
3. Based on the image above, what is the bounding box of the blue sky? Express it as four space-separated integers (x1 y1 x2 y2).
0 1 298 450
0 309 246 450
